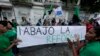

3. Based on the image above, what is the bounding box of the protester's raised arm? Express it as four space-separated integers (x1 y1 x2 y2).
67 38 78 56
72 46 79 56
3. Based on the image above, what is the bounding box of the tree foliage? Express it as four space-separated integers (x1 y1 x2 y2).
81 0 100 13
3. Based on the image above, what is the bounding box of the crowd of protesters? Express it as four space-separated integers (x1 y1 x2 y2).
36 14 100 56
36 14 100 27
0 13 100 56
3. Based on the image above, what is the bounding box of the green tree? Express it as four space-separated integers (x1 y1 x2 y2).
81 0 100 13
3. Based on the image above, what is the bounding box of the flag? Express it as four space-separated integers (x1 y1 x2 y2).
54 6 63 16
74 5 80 17
48 4 53 15
43 4 53 19
45 4 53 15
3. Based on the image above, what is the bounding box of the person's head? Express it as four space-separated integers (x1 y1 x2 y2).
43 19 49 26
52 18 56 25
82 19 89 25
3 17 7 21
89 19 95 24
38 19 41 23
85 26 100 41
12 19 16 22
59 19 62 23
22 17 26 21
6 21 13 29
72 14 81 23
89 19 99 26
0 21 8 33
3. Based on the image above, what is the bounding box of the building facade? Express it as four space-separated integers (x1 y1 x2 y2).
0 0 90 25
0 0 14 21
0 0 63 25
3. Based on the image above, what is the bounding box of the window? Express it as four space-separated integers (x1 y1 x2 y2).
34 0 42 2
2 11 12 19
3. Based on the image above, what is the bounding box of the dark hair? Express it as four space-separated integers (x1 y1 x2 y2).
3 17 7 20
43 19 48 26
7 21 14 27
94 26 100 37
0 21 8 27
89 19 94 24
72 14 81 23
0 7 1 11
12 19 15 22
52 18 56 23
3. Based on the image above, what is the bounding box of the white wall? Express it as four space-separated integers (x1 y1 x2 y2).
0 0 12 7
30 6 44 25
33 2 44 5
0 0 9 2
14 6 31 25
48 0 60 2
14 6 44 25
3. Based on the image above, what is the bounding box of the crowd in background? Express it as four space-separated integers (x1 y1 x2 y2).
36 14 100 30
1 14 99 27
0 13 100 56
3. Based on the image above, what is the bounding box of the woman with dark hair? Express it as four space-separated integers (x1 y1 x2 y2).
3 21 16 41
0 21 21 56
0 21 20 56
3 21 20 56
67 26 100 56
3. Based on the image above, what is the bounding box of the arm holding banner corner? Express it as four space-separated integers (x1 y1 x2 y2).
4 39 21 52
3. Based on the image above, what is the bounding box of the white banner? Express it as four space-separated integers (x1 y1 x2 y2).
17 26 86 48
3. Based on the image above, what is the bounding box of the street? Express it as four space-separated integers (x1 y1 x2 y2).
19 43 73 56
